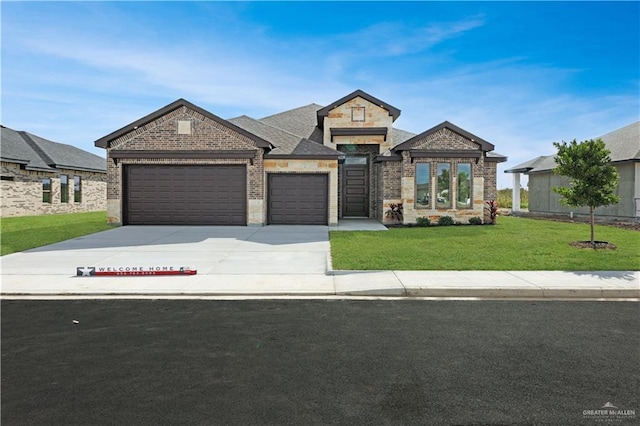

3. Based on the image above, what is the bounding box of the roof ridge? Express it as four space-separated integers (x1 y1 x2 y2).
253 116 312 141
19 131 55 167
260 103 324 121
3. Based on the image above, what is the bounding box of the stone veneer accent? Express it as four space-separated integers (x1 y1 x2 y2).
264 159 339 225
1 162 106 217
106 106 264 225
322 97 394 152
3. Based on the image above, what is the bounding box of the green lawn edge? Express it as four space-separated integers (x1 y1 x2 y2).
330 216 640 271
0 211 114 256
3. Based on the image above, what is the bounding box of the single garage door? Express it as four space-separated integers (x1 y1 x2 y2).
125 165 246 225
268 174 328 225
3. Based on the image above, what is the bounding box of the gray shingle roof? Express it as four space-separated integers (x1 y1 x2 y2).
1 126 54 171
1 125 106 173
260 104 325 142
229 114 342 157
505 121 640 174
601 121 640 162
393 128 416 145
255 103 417 149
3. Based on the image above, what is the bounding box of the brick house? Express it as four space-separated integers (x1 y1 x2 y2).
95 90 506 226
1 126 107 217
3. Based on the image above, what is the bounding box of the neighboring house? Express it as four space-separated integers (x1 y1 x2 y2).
1 126 107 217
505 121 640 220
95 90 507 226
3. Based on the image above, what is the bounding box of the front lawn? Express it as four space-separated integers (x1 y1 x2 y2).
1 211 114 256
330 216 640 271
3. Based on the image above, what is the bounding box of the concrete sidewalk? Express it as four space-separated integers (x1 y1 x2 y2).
1 269 638 299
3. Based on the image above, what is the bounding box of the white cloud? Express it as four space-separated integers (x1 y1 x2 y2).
2 3 637 191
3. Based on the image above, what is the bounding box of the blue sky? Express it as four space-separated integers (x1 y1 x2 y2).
2 1 638 189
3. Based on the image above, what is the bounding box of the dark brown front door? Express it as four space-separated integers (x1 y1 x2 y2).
342 158 369 217
124 165 246 225
268 174 328 225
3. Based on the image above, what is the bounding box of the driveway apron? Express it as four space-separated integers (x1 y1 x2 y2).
0 226 332 294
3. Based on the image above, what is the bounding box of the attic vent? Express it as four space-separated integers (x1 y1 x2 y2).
177 120 192 135
351 106 365 122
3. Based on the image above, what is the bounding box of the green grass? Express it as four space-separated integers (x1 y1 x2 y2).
330 216 640 271
1 211 114 256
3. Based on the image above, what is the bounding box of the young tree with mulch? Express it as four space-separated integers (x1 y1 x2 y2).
552 138 619 247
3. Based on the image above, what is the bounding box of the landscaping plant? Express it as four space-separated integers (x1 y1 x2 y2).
437 216 454 226
416 217 431 227
385 203 403 222
485 200 498 224
468 217 483 225
553 138 620 247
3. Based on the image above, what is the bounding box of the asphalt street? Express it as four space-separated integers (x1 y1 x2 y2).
2 300 638 425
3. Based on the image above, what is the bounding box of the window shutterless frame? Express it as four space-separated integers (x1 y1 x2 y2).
74 176 82 203
436 163 451 208
415 163 430 207
42 178 52 203
60 175 69 203
456 163 472 209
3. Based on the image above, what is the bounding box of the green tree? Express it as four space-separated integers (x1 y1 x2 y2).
552 138 619 246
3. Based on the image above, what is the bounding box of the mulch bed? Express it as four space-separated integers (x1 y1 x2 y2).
569 241 617 250
503 210 640 232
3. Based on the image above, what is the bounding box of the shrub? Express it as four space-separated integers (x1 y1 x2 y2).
486 200 498 224
468 217 483 225
437 216 455 226
416 217 431 227
385 203 403 222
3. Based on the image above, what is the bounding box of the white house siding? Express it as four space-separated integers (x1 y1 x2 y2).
527 162 637 219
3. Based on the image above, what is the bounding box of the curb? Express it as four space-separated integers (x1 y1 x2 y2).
2 288 638 300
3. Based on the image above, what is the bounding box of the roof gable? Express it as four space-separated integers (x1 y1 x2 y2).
393 121 495 152
599 121 640 162
505 121 640 174
316 90 401 128
1 125 106 173
95 99 272 149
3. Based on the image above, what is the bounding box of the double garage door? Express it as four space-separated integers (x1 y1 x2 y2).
125 165 246 225
124 166 328 226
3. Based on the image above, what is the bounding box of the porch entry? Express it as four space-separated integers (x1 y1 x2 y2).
342 155 369 217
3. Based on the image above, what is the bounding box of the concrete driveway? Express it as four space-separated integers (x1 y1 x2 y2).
0 226 333 295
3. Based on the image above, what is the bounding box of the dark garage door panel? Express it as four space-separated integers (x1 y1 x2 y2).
268 174 328 225
125 165 246 225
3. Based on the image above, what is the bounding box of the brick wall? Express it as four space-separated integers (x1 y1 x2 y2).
105 106 265 224
483 161 498 221
377 160 402 221
411 128 480 150
1 162 107 217
397 128 490 224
